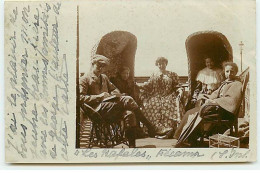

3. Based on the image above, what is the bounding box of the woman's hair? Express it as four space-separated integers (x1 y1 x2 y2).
119 66 130 73
223 62 239 75
155 57 168 66
203 55 214 61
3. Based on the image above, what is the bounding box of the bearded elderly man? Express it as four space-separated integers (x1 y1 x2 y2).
80 54 156 147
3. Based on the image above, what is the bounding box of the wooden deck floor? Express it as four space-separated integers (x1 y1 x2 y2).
79 119 178 149
114 138 178 148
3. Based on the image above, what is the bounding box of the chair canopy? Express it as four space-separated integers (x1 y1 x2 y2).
186 31 233 94
93 31 137 80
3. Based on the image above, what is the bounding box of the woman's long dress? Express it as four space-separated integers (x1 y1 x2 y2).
140 71 184 134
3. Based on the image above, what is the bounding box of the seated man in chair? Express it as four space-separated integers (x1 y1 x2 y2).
80 54 156 148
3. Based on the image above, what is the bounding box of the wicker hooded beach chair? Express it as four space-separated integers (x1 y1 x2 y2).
79 31 138 148
185 31 233 111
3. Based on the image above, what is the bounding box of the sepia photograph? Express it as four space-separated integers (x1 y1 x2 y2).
76 0 253 150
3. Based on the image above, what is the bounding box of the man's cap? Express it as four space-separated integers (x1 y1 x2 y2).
91 54 110 65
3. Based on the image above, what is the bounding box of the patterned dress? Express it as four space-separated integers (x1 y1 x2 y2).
139 71 184 134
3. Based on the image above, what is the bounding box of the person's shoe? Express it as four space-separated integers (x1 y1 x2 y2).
156 127 173 136
156 129 174 139
129 140 136 148
156 135 169 139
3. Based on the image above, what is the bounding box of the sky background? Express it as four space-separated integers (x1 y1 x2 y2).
79 0 255 76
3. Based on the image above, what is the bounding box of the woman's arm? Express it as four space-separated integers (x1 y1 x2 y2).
138 74 155 102
139 74 154 93
171 72 184 98
212 81 242 114
208 86 220 100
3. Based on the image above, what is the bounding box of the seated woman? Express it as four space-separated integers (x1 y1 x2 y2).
110 66 146 138
174 62 242 147
139 57 184 139
186 56 223 110
110 66 140 104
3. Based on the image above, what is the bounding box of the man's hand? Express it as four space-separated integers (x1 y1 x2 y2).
205 99 216 104
99 92 110 100
113 93 124 97
198 94 209 100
